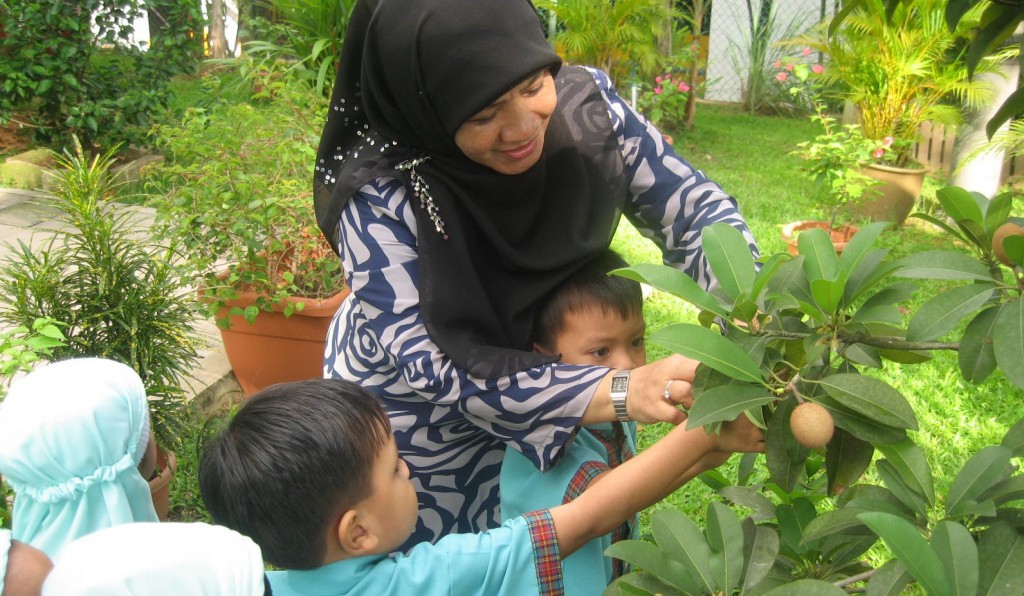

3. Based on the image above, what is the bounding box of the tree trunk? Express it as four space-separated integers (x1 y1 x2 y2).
209 0 227 59
683 0 711 131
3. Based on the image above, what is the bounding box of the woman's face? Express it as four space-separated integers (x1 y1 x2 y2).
454 70 557 175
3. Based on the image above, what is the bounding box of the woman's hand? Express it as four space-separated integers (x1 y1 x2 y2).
583 354 698 426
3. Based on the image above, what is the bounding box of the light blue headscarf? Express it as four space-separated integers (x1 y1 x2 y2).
0 358 158 558
42 522 266 595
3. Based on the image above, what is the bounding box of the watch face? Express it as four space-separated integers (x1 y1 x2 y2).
611 376 629 393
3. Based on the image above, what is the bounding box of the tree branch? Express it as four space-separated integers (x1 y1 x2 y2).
757 329 959 352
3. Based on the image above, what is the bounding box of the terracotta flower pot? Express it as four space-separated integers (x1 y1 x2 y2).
853 162 927 226
215 287 351 396
781 221 859 256
148 447 177 521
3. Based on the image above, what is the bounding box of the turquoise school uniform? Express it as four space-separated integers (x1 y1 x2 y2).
500 422 637 595
267 512 563 596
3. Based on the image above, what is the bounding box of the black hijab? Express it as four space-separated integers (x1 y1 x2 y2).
314 0 628 378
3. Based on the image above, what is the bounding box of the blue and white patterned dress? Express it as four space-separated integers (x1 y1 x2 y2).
324 67 758 548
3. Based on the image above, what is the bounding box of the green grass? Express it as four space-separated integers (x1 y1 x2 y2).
611 102 1024 547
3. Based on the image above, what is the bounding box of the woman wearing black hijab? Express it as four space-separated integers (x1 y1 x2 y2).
316 0 758 550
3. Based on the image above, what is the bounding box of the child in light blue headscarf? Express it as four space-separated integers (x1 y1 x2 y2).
0 358 159 558
42 522 268 596
1 528 54 595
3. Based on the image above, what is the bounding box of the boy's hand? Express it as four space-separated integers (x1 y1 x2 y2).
711 413 765 454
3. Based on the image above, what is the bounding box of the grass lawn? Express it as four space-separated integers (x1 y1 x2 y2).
611 101 1024 540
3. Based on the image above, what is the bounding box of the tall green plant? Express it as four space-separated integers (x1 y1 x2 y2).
0 140 200 447
789 0 991 167
535 0 678 88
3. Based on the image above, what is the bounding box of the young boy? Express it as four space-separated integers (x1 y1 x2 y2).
501 250 732 594
199 378 763 595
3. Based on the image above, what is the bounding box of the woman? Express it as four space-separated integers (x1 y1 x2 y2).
315 0 758 549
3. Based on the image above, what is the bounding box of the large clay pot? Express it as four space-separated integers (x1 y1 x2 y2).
854 163 928 226
148 447 177 521
216 287 351 396
781 221 859 256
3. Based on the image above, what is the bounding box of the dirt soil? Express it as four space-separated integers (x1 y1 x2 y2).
0 119 32 157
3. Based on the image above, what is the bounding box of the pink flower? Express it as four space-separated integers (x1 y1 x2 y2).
775 72 788 82
811 64 824 74
655 76 663 83
883 136 894 147
873 147 885 159
785 63 794 72
773 60 782 68
802 47 813 56
678 82 690 92
654 86 663 94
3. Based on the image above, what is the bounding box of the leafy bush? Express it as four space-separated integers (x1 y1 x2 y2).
149 77 344 327
609 185 1024 593
0 0 202 150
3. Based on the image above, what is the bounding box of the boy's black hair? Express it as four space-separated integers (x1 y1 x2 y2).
531 249 644 353
198 379 392 570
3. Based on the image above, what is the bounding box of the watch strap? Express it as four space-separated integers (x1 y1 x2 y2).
610 370 630 422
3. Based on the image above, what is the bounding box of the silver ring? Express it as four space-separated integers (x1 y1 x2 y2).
663 380 673 401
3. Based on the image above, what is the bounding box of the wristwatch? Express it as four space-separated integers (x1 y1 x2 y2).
610 370 631 422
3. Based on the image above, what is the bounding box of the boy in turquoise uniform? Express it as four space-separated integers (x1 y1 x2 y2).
501 250 735 594
199 378 763 596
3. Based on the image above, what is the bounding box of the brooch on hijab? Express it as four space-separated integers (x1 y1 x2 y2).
396 157 448 240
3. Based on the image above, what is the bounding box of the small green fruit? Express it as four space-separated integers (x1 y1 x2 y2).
790 402 835 449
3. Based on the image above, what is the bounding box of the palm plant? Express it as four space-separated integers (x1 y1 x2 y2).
788 0 991 167
535 0 679 89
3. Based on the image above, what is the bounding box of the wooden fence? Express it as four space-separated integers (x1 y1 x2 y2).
913 121 1024 184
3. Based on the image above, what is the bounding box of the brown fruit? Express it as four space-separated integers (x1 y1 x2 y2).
790 402 835 449
992 222 1024 267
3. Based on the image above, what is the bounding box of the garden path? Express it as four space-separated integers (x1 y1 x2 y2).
0 186 243 415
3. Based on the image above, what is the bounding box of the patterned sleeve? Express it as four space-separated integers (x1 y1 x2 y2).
583 67 760 291
336 179 609 469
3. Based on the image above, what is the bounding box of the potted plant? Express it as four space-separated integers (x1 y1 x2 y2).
779 53 872 254
0 141 199 519
149 74 347 396
790 0 992 225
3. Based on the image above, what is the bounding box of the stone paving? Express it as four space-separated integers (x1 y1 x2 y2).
0 185 243 415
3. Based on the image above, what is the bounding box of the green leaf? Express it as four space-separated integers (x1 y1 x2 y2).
706 501 744 593
988 86 1024 139
765 398 809 492
798 228 839 283
814 393 908 445
977 521 1024 595
651 324 763 383
844 249 897 306
818 374 918 430
1001 417 1024 457
931 521 979 596
615 264 729 319
876 460 931 518
777 497 818 555
764 579 847 595
809 277 845 316
946 446 1012 517
980 475 1024 507
858 512 951 596
959 306 1002 384
907 284 996 342
893 250 995 282
876 439 935 507
993 297 1024 391
740 519 779 591
719 486 777 522
702 222 756 302
837 222 889 274
606 571 684 596
911 212 969 245
604 540 695 593
937 186 985 228
685 385 776 429
1003 235 1024 268
801 507 872 544
984 192 1014 240
867 559 912 596
648 509 714 591
826 428 874 495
